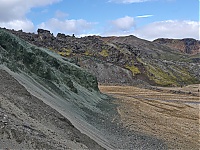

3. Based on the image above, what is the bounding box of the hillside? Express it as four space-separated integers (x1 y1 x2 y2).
0 28 168 149
0 69 104 149
153 38 200 55
0 27 105 149
6 28 200 87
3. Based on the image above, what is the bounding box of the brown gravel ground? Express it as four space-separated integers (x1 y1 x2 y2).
99 85 200 150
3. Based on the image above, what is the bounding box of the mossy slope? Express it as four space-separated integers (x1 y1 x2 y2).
0 29 98 92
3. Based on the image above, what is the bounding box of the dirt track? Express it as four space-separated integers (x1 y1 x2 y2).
100 85 200 150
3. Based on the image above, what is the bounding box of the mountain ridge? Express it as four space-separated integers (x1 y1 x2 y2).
153 38 200 55
3 28 200 87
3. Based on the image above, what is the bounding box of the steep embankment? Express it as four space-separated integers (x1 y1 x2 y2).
7 28 200 87
0 28 106 149
0 69 104 149
0 29 167 149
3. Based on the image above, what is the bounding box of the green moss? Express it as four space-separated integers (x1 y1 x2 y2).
125 65 140 76
84 50 93 56
146 65 177 86
57 48 72 56
48 47 54 51
136 57 146 65
0 29 99 92
99 49 109 57
170 66 198 85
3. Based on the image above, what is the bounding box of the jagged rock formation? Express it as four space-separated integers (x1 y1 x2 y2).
153 38 200 55
4 28 200 86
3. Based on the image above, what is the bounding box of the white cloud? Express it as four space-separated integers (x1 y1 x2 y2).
133 20 200 40
0 20 34 32
109 0 153 3
38 18 96 35
0 0 61 21
111 16 135 31
0 0 61 31
136 15 153 18
103 20 199 40
55 10 69 19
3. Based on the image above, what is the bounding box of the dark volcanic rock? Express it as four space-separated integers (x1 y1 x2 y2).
2 27 200 86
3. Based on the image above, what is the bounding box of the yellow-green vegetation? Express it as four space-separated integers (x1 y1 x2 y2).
48 47 58 53
146 64 198 86
146 65 177 86
119 48 131 55
84 50 93 56
136 57 146 65
99 49 109 57
171 66 197 84
48 47 54 51
58 48 72 56
125 65 140 76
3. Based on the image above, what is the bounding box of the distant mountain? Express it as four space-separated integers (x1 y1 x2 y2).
153 38 200 55
4 28 200 87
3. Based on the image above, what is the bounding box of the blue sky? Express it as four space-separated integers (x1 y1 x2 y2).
0 0 199 40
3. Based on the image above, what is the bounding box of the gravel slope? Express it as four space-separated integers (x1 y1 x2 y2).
0 69 104 149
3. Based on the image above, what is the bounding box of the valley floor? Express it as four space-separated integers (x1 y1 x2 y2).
99 85 200 150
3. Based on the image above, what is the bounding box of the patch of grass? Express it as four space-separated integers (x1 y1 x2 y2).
171 66 199 84
144 62 199 86
125 65 140 76
84 50 93 56
99 49 109 57
146 65 177 86
57 48 72 57
48 47 54 51
136 57 146 65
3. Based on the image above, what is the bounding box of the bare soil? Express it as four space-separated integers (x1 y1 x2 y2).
99 85 200 150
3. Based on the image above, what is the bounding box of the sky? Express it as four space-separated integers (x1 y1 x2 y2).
0 0 199 41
